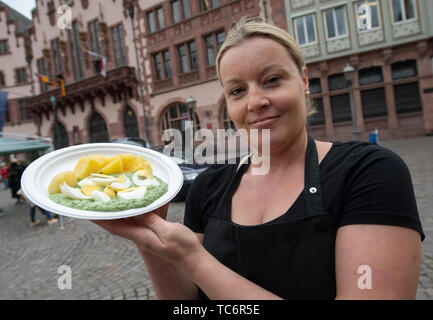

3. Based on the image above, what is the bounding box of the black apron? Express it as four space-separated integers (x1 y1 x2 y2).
199 136 338 300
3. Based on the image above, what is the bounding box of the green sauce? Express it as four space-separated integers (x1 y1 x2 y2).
49 175 168 212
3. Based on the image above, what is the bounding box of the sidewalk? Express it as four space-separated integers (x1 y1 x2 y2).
0 136 432 299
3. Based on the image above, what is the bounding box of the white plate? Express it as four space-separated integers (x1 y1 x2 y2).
21 143 183 220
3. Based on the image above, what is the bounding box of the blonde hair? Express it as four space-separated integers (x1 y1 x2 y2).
216 16 315 117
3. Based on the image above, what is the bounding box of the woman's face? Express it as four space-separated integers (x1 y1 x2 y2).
219 37 309 152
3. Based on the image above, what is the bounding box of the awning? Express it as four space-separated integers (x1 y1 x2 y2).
0 137 51 156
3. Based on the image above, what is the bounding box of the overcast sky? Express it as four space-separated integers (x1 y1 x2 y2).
2 0 36 19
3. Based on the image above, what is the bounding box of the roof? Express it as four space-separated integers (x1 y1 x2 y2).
0 137 51 156
0 1 32 34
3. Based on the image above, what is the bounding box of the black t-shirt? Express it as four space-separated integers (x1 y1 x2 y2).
184 141 425 241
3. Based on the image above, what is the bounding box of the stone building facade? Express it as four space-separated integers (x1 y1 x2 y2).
2 0 148 149
285 0 433 140
0 1 33 134
1 0 432 153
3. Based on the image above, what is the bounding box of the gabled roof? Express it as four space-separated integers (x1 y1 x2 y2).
0 1 32 34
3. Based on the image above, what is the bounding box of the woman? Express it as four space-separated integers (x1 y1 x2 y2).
93 17 424 299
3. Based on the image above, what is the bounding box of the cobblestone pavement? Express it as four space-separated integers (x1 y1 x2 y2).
0 136 432 300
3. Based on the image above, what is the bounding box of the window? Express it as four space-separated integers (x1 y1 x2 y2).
112 25 127 66
148 11 156 33
0 40 9 55
15 68 28 84
182 0 191 19
147 7 165 33
294 14 317 46
124 106 139 138
52 39 64 74
309 78 322 94
308 78 324 126
161 102 200 149
154 53 163 80
204 31 225 66
394 82 421 114
391 0 417 23
172 1 181 24
54 121 69 150
47 1 56 26
36 58 48 93
163 50 172 78
324 6 347 39
157 7 165 29
188 42 198 71
330 94 352 123
391 60 417 80
19 100 32 121
178 41 198 73
309 98 325 126
172 0 192 22
328 73 348 91
69 21 85 80
0 71 5 86
178 44 188 73
355 0 381 31
89 20 102 55
359 66 383 86
153 50 172 80
89 113 109 143
361 88 387 118
199 0 220 12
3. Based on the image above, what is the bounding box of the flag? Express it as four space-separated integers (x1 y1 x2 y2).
34 73 66 97
34 73 57 86
0 91 8 132
57 78 66 97
84 50 107 77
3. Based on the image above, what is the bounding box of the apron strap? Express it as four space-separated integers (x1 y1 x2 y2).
304 136 326 218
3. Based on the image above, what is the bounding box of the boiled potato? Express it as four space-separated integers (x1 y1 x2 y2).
100 157 123 175
48 170 78 194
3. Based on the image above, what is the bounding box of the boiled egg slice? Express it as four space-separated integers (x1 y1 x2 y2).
92 190 111 203
110 175 131 191
77 178 97 187
89 173 117 186
132 171 159 188
60 182 91 200
117 187 147 200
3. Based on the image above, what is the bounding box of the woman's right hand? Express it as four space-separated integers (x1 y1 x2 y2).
91 203 204 275
91 203 169 245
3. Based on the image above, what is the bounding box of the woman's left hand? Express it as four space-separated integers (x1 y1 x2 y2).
92 208 204 275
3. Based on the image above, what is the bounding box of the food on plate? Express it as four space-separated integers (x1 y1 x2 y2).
48 153 167 212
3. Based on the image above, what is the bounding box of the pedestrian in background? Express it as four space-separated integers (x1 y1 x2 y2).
1 162 9 189
8 160 24 204
17 189 58 227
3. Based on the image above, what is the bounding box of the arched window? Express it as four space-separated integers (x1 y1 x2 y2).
123 106 139 138
54 121 69 150
161 102 200 148
89 113 109 142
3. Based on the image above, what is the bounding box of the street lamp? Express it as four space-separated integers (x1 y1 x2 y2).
186 96 197 131
128 3 152 148
343 63 360 142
